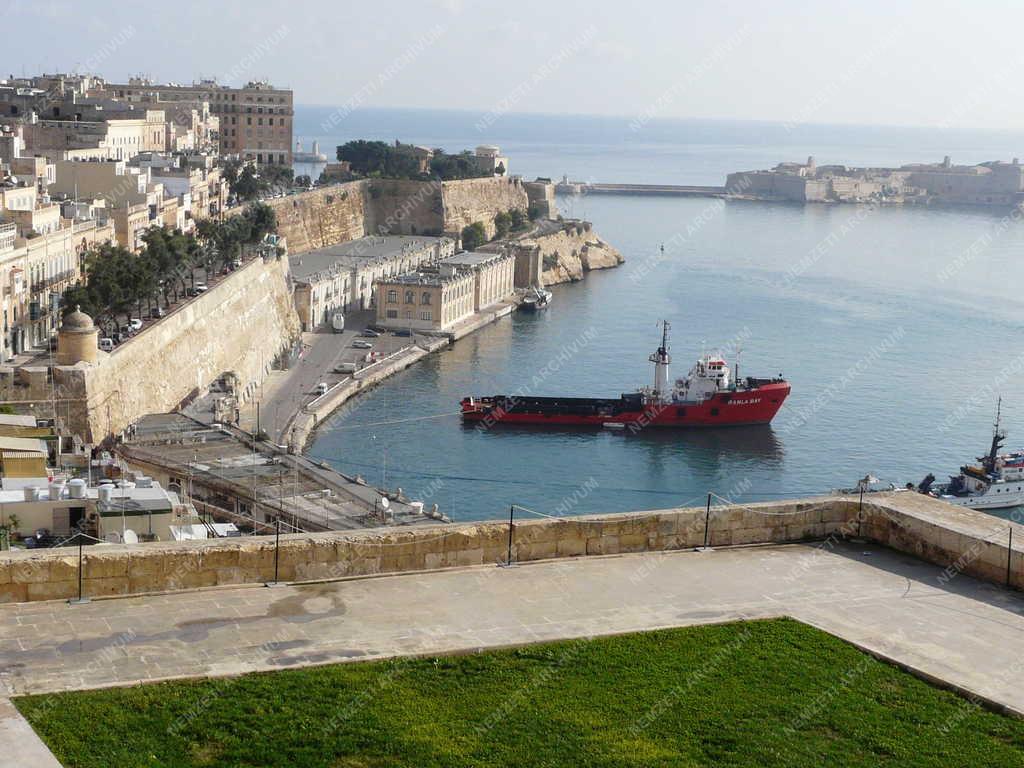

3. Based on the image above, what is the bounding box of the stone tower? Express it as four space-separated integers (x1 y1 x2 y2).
56 305 99 365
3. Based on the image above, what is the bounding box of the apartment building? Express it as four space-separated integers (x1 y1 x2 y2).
102 78 293 166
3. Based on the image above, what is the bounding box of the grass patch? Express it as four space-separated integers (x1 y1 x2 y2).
16 618 1024 767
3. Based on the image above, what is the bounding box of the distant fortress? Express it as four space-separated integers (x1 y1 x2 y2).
556 155 1024 208
726 155 1024 207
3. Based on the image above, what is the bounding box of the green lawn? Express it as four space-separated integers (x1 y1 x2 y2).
16 618 1024 767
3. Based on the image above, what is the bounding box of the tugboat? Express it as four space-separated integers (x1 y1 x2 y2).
461 321 790 428
521 286 553 312
919 400 1024 510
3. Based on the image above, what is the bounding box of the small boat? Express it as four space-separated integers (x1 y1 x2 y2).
920 400 1024 510
521 286 552 312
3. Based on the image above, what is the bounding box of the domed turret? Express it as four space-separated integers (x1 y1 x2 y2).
57 305 99 365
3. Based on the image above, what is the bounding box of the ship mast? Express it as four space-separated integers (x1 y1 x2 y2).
649 320 671 399
984 397 1006 475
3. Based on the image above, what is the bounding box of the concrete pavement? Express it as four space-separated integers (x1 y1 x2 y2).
3 539 1024 720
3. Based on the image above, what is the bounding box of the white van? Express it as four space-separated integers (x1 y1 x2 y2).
98 338 114 352
315 382 329 396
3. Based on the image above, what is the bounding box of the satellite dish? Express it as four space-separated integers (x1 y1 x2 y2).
380 496 390 510
104 531 122 543
123 529 139 544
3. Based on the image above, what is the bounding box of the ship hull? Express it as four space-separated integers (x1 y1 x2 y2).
461 382 790 428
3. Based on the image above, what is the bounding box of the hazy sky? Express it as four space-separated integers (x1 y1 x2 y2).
3 0 1020 131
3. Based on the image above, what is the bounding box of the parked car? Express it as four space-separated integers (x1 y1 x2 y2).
128 318 143 331
394 328 412 337
315 382 329 395
352 340 373 350
149 307 165 319
359 328 381 338
334 362 358 374
98 338 114 352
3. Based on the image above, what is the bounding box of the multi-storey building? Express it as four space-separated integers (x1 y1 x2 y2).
290 235 455 330
101 78 293 167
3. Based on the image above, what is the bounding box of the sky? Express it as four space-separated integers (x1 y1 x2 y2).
2 0 1021 131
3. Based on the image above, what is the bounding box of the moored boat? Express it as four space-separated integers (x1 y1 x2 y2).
920 400 1024 510
461 321 790 429
521 286 552 312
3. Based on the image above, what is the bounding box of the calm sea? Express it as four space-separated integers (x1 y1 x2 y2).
296 107 1024 522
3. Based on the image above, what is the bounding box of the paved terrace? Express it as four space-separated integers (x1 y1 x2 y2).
2 539 1024 720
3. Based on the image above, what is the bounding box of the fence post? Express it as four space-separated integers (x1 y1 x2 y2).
858 487 865 539
266 517 284 587
68 536 90 605
502 505 515 567
701 493 712 550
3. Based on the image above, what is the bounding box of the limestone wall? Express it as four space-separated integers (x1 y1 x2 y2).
517 221 624 285
4 491 1023 604
61 255 300 441
441 177 530 239
262 181 370 254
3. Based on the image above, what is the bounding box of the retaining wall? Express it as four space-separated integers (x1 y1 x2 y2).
5 491 1019 604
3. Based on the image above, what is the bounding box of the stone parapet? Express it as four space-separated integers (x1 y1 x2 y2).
3 492 1020 604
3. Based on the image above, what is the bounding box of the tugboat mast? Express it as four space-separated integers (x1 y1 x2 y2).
984 397 1006 475
649 320 671 399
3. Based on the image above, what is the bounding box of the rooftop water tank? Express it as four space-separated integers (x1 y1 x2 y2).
68 479 87 499
98 485 114 503
135 476 152 488
48 480 65 500
23 486 39 502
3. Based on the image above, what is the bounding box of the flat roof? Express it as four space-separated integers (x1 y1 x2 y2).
381 269 469 286
0 436 47 454
290 235 452 281
441 251 510 267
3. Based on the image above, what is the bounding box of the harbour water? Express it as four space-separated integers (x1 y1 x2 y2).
301 108 1024 521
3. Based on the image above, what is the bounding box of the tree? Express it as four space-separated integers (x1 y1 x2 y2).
232 166 262 201
509 208 526 230
295 174 312 188
494 162 506 176
493 211 511 239
461 222 487 251
337 140 391 175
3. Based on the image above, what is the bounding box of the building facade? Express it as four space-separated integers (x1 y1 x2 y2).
375 264 475 332
102 78 293 167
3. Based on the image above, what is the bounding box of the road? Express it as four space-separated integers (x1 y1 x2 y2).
243 312 417 444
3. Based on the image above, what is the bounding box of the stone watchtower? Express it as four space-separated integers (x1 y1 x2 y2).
56 305 99 365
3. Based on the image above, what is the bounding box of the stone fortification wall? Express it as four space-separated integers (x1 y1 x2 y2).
261 181 371 254
264 177 531 255
518 221 623 285
7 491 1016 604
441 177 530 239
59 256 300 442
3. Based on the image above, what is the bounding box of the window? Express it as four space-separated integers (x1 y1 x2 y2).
386 309 398 319
404 309 412 319
421 292 431 305
405 290 414 304
420 311 432 321
387 290 397 303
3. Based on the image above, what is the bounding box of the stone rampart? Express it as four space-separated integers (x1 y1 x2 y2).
58 255 300 442
4 491 1018 604
440 177 530 239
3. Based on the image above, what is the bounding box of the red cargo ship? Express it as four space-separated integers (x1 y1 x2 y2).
461 321 790 429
